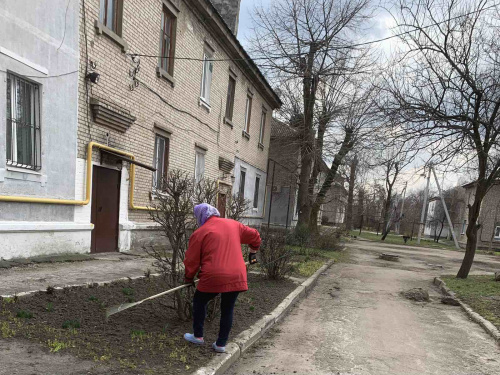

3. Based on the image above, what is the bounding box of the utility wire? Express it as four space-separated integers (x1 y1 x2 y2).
127 3 498 63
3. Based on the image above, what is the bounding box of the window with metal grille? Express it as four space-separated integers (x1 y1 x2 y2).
225 75 236 121
6 73 41 171
253 175 260 209
99 0 123 36
200 46 214 104
153 134 169 191
160 6 176 76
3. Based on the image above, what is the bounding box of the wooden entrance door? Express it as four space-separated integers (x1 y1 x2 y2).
91 166 121 253
217 192 227 218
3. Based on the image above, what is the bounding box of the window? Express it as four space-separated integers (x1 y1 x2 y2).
244 93 252 134
160 6 176 77
225 75 236 122
239 168 246 197
99 0 122 35
259 109 267 145
494 226 500 239
200 46 214 104
153 134 169 190
6 73 41 170
194 148 205 184
461 220 467 235
253 175 260 209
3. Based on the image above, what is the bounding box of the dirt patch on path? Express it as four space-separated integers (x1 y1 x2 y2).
0 274 296 374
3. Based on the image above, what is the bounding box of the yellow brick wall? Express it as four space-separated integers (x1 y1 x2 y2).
78 0 275 222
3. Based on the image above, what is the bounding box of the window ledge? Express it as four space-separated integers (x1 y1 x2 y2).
224 117 234 129
199 98 211 113
242 130 250 140
258 142 264 150
94 20 128 52
1 167 47 186
156 67 175 87
6 165 42 176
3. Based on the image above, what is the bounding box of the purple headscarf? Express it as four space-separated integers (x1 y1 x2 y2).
194 203 220 227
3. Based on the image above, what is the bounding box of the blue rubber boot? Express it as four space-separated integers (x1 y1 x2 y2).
212 342 225 353
184 333 204 345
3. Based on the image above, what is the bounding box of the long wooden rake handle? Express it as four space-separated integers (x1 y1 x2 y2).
106 261 252 320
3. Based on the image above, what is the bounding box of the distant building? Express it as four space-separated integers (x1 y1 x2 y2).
460 181 500 250
264 119 347 228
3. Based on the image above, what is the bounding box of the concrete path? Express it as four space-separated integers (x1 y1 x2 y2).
226 240 500 375
0 252 155 296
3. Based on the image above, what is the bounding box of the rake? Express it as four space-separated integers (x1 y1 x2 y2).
106 280 200 320
106 261 255 320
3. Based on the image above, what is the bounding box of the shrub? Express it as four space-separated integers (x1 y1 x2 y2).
311 228 341 251
259 231 293 279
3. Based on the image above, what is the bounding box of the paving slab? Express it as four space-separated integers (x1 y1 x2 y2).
0 252 156 296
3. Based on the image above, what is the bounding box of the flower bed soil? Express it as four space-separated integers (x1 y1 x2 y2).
0 273 296 374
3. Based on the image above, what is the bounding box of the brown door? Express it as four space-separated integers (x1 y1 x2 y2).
217 192 227 218
91 166 121 253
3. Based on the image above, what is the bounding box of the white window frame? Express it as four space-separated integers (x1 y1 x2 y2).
244 93 252 134
461 220 467 235
494 225 500 239
253 174 261 210
194 147 206 184
152 134 169 191
259 108 267 145
200 45 214 105
239 167 246 198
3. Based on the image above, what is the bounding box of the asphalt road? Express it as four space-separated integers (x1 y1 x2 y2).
226 240 500 375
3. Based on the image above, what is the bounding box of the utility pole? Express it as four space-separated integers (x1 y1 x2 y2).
417 166 431 244
431 166 460 249
395 182 407 235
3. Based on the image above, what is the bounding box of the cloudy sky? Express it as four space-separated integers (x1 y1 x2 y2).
236 0 463 195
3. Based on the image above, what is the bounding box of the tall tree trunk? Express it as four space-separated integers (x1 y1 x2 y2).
296 46 318 228
345 156 358 231
457 181 487 278
309 130 353 233
381 191 392 241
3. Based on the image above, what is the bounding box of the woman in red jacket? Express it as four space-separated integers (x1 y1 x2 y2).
183 203 261 353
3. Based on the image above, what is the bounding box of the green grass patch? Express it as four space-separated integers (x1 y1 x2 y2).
122 287 135 296
350 230 457 250
441 275 500 330
62 320 81 329
295 260 325 277
16 310 33 319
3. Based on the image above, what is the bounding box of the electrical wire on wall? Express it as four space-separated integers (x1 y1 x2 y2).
82 0 92 139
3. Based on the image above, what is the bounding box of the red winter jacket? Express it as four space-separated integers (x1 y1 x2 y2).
183 217 261 293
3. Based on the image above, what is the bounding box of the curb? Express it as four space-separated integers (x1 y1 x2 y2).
193 259 335 375
433 277 500 344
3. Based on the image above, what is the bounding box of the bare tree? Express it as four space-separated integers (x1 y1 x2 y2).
250 0 373 228
344 155 359 230
382 0 500 277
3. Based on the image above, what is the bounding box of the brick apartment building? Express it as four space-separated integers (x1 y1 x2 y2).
0 0 280 259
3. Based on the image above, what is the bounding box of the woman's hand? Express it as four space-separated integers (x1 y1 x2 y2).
248 252 258 265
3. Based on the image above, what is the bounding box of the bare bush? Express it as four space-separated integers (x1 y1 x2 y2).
226 194 251 221
259 231 293 279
